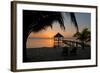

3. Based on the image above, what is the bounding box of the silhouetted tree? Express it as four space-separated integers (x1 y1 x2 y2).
23 10 78 62
73 28 91 49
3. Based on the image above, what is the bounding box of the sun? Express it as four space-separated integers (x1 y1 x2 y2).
46 32 54 38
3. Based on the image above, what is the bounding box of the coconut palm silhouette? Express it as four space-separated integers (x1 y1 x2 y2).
23 10 79 62
73 28 91 49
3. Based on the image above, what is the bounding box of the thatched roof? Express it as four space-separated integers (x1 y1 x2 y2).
54 33 64 37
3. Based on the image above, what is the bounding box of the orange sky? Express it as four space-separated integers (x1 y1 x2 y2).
28 22 76 39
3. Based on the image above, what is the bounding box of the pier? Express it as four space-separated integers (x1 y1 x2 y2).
63 40 90 48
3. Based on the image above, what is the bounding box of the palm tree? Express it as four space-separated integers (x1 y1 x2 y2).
73 28 91 49
23 10 79 62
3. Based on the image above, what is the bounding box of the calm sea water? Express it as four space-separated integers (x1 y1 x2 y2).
27 38 54 48
26 38 76 48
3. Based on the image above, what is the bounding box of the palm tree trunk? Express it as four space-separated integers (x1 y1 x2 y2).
23 32 29 62
81 41 85 50
23 11 34 62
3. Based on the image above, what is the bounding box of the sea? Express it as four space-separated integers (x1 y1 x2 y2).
26 38 77 48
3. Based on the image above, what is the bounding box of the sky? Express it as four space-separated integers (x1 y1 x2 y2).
28 12 91 39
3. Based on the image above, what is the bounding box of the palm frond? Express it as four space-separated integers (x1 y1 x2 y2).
70 13 79 32
57 13 65 30
26 11 65 33
73 28 91 42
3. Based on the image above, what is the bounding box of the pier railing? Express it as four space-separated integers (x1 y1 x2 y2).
63 40 90 47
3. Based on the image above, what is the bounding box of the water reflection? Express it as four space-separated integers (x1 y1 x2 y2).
27 38 54 48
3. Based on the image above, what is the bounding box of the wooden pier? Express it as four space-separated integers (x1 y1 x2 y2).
63 40 90 48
